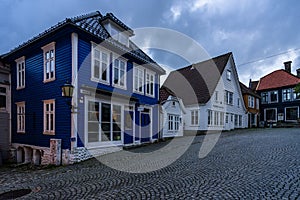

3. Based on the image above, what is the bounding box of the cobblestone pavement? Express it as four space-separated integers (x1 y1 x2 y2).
1 128 300 199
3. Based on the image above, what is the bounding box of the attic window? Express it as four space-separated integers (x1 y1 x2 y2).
104 23 129 47
226 70 231 81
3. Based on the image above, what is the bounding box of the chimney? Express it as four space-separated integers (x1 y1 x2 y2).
249 79 252 88
284 61 292 73
297 68 300 78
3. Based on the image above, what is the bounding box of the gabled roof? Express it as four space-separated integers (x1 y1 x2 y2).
256 69 300 91
249 80 259 91
159 86 176 103
239 82 260 98
1 11 165 74
162 52 232 105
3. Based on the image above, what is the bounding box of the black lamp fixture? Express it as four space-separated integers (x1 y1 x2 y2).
61 81 77 113
61 82 74 98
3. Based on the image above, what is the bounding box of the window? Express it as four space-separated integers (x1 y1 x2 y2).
104 23 129 47
168 115 180 131
146 71 155 96
91 44 109 83
42 42 55 82
215 91 219 101
234 114 238 126
15 57 25 89
231 114 234 122
226 70 231 81
113 57 126 88
293 89 300 100
191 110 199 125
248 96 254 108
87 100 123 143
283 89 291 102
285 107 299 121
220 112 224 126
261 92 268 104
208 110 213 126
16 102 25 133
225 91 233 105
225 113 229 123
43 100 55 135
0 87 6 110
214 111 219 126
265 108 277 121
238 115 242 127
270 91 278 103
134 66 144 93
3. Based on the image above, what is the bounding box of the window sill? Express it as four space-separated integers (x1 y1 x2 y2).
43 131 55 135
133 90 144 95
90 78 110 85
16 87 25 90
113 84 127 90
146 94 155 98
43 78 56 83
17 131 25 134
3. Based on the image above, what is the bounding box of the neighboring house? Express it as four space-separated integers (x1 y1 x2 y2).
2 11 165 165
159 86 186 138
0 58 11 163
256 61 300 125
240 82 260 128
162 52 248 133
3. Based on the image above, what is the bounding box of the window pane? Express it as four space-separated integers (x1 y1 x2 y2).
101 103 111 122
102 52 108 63
114 67 119 84
286 107 298 120
101 63 107 81
0 95 6 109
94 49 100 59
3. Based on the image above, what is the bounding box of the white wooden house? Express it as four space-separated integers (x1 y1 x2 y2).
160 86 186 138
162 52 248 133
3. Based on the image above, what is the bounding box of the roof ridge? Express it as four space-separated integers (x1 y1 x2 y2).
70 11 102 23
174 52 232 72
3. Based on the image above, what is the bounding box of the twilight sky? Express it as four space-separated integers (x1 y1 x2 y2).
1 0 300 85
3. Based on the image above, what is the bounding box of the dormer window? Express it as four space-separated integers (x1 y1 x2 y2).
104 23 130 47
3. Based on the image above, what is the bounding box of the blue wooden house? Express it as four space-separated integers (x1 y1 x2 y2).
1 11 165 165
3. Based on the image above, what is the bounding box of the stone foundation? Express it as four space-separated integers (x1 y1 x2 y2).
9 143 122 165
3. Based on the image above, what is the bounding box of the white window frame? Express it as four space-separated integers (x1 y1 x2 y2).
269 90 278 103
225 91 233 105
16 102 25 133
91 43 110 84
208 110 213 126
15 56 25 89
292 88 300 101
43 99 55 135
282 89 292 102
248 96 255 108
146 70 155 97
133 65 144 94
285 106 299 122
41 42 56 82
261 92 268 104
112 54 127 89
226 70 231 81
191 110 199 126
168 114 180 131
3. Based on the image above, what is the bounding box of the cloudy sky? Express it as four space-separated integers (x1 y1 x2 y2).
1 0 300 85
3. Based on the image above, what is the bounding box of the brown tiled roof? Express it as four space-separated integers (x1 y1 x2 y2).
159 86 176 103
240 82 260 98
256 69 300 91
162 52 232 105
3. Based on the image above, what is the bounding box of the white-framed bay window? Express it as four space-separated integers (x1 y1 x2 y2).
146 70 155 97
91 43 110 84
41 42 55 82
133 65 144 94
16 102 25 133
15 56 25 89
113 55 126 88
43 99 55 135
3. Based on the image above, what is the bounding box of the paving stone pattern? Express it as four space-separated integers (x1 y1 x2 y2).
0 128 300 199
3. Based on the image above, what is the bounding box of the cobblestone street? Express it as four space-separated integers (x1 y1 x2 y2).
1 128 300 199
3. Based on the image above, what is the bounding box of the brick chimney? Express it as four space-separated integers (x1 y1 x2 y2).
284 61 292 73
297 68 300 78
